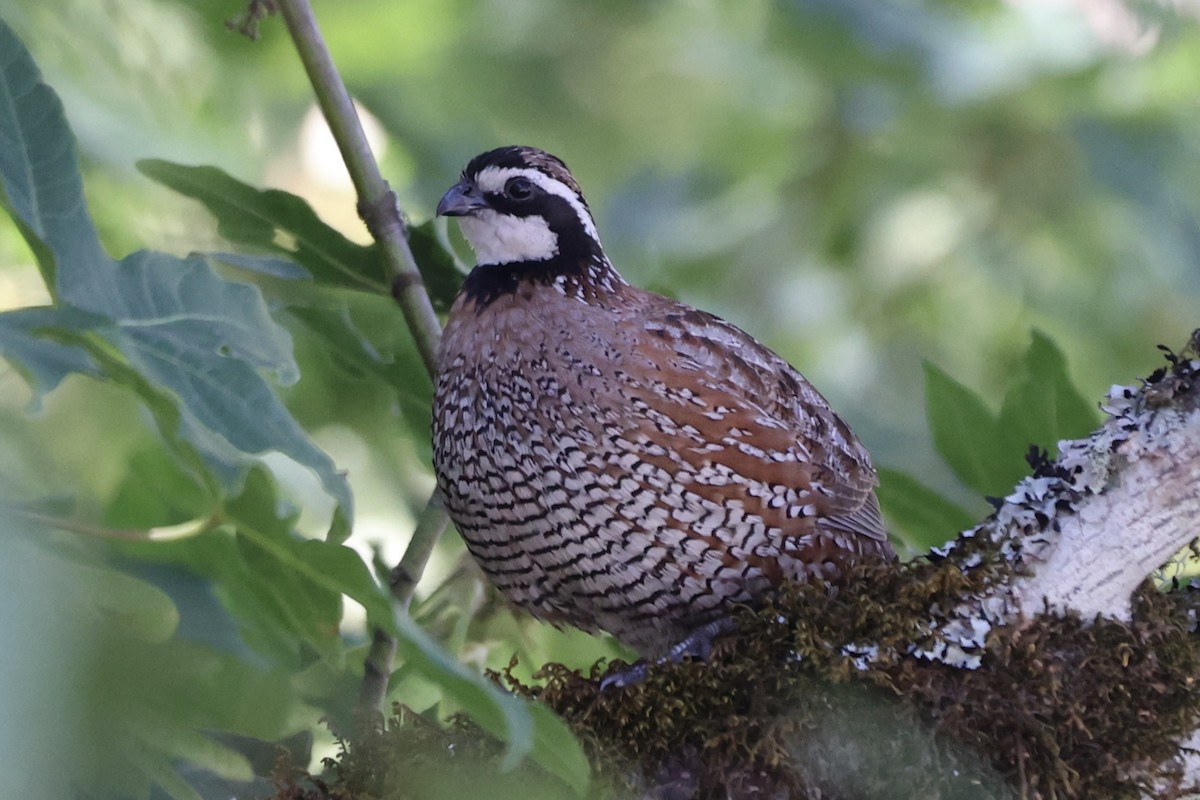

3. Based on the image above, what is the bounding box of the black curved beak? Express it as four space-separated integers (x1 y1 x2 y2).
436 180 487 217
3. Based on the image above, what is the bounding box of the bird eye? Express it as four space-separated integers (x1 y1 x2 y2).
505 177 534 201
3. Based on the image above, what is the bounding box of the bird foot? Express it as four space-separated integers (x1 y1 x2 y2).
599 618 738 690
599 662 650 690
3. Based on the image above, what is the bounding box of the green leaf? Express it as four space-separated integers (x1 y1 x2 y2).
103 463 377 666
923 334 1099 503
127 753 205 800
104 446 215 530
287 299 433 451
117 468 387 664
108 486 325 665
393 611 591 796
226 469 391 631
0 307 101 406
37 312 219 492
875 467 979 551
923 362 1023 497
96 636 299 799
124 706 255 783
9 509 303 800
137 159 389 294
0 21 353 540
92 251 353 539
83 560 182 643
137 162 464 310
0 17 109 294
998 330 1100 460
289 302 403 382
209 252 312 281
524 704 593 797
0 254 355 541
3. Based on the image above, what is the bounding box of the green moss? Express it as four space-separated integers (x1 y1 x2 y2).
501 563 1198 799
268 342 1200 798
514 556 1020 798
903 585 1200 799
269 709 571 800
269 555 1200 799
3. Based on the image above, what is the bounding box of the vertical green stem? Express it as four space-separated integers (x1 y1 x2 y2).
277 0 442 375
274 0 452 715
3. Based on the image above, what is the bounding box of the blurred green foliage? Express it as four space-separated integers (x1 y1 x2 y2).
0 16 585 799
6 0 1199 501
1 0 1198 798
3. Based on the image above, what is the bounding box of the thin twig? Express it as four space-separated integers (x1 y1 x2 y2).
357 627 398 716
389 494 452 608
357 496 452 714
272 0 452 715
276 0 442 376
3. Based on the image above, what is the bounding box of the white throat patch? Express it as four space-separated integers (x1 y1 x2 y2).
459 209 558 266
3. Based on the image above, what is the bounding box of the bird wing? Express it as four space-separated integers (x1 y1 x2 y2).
603 296 889 550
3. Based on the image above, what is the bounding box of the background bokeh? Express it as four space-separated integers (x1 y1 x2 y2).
2 0 1199 797
7 0 1200 509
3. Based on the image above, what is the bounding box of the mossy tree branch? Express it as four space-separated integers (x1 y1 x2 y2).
832 341 1200 798
1004 389 1200 622
906 345 1200 672
519 341 1200 799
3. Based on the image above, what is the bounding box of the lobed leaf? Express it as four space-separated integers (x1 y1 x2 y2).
0 18 354 540
923 362 1020 497
0 307 102 406
137 159 389 294
138 161 464 308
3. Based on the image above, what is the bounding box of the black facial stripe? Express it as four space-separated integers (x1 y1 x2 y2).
459 192 604 309
493 193 600 263
455 145 606 308
482 190 539 216
464 145 585 198
485 189 556 218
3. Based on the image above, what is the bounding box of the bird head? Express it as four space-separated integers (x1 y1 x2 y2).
437 146 604 268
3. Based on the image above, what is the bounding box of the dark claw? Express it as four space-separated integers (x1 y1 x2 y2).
599 618 739 690
599 662 650 690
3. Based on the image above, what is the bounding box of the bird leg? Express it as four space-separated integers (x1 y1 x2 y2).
600 617 739 690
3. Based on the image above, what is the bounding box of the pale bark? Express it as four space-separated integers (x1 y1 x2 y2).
920 354 1200 796
1007 402 1200 621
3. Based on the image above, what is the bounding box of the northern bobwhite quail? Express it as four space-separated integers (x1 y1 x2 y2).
432 146 893 658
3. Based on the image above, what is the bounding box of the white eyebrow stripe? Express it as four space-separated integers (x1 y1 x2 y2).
474 165 601 245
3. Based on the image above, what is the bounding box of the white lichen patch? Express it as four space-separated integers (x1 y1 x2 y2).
841 642 881 671
913 355 1200 668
